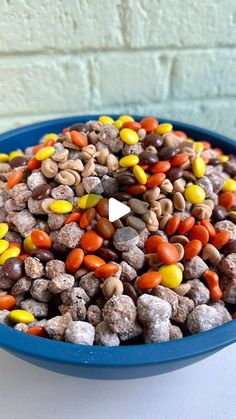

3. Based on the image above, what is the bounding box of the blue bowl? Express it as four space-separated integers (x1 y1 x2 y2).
0 115 235 380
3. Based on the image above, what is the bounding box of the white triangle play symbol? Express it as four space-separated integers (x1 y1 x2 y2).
108 198 131 222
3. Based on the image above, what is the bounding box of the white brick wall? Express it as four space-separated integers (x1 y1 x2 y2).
0 0 236 139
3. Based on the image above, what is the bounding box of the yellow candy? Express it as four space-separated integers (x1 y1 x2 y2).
0 240 9 255
120 128 139 145
187 138 194 142
0 153 9 163
119 155 139 168
24 236 37 253
118 115 134 123
133 165 147 185
43 133 58 143
192 156 206 178
99 115 114 124
0 247 20 265
8 309 35 324
194 142 204 152
229 211 236 215
222 179 236 192
159 264 183 288
155 123 173 135
219 155 229 163
184 185 206 204
50 200 73 214
78 194 101 209
0 223 9 239
113 120 123 130
35 146 56 161
9 150 23 160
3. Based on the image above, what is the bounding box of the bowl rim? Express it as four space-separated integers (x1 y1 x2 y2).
0 114 235 368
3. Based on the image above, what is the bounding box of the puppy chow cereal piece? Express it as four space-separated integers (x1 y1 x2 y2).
87 305 102 326
27 171 46 190
11 277 32 296
120 261 137 282
11 183 32 204
45 313 72 340
211 302 232 322
48 273 74 294
59 300 87 321
113 227 139 251
24 257 44 279
144 319 171 343
122 246 145 270
119 321 142 341
95 321 120 346
152 286 178 317
30 279 51 302
170 325 183 340
47 213 67 230
65 321 95 345
220 254 236 278
137 228 149 249
186 279 210 305
207 173 224 193
172 295 194 324
61 287 90 306
99 124 123 153
215 220 236 240
122 142 143 156
28 198 45 215
79 272 100 298
184 256 208 280
220 275 236 304
5 231 22 244
0 190 8 207
14 323 28 332
51 185 74 200
45 260 65 279
137 294 171 325
195 176 213 198
102 295 137 334
0 310 10 324
82 176 104 194
56 222 83 248
101 175 119 197
21 298 48 317
12 210 36 235
187 304 230 334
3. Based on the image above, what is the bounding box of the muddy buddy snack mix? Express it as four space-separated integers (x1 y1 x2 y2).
0 115 235 346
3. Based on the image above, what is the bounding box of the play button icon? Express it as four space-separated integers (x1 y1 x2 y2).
108 198 131 222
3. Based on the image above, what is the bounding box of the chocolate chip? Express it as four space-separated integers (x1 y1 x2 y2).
139 151 158 165
96 247 119 261
223 240 236 255
228 213 236 224
166 167 183 182
70 123 88 133
117 174 136 187
9 156 27 169
123 282 138 303
3 257 24 281
144 134 163 149
112 192 132 201
158 147 178 160
212 205 227 221
31 184 52 200
31 249 55 262
208 158 220 166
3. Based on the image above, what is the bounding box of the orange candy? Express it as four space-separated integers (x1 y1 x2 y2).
200 220 216 238
127 184 147 195
66 248 84 273
95 263 119 278
79 208 96 229
165 215 181 236
64 211 82 224
96 198 109 218
32 144 43 154
137 271 162 290
8 241 22 250
211 231 231 248
173 131 188 139
189 225 209 246
27 157 41 171
7 169 24 189
144 235 165 253
96 218 115 239
27 326 48 337
170 152 189 167
0 295 16 310
150 161 171 174
219 192 236 209
84 255 105 270
157 243 179 264
201 141 211 150
140 117 158 132
203 270 223 301
146 173 166 188
31 230 52 249
184 239 202 260
122 121 141 131
80 230 103 252
70 130 88 147
178 216 195 235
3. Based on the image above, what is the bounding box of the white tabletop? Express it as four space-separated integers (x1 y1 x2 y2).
0 343 235 419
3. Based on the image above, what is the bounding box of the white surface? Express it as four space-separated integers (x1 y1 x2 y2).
109 198 130 222
0 343 235 419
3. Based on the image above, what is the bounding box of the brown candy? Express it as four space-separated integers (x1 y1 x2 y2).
31 184 52 200
96 247 119 261
31 249 55 262
9 156 27 169
3 257 24 281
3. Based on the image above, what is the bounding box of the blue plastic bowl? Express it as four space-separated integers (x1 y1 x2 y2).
0 115 235 380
